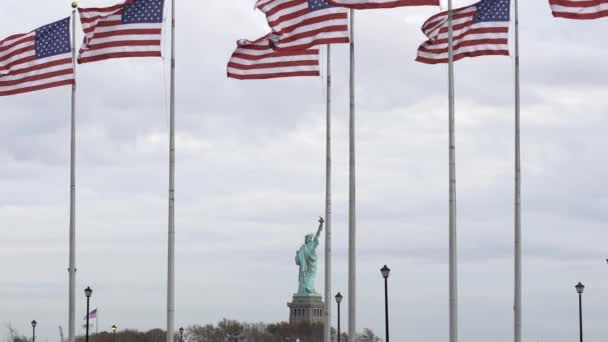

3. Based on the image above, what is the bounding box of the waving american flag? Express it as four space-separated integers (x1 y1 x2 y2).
326 0 438 9
78 0 164 64
227 35 320 80
416 0 511 64
255 0 349 51
84 308 97 320
0 17 74 96
549 0 608 19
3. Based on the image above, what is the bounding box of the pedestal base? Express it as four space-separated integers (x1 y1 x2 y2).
287 295 325 324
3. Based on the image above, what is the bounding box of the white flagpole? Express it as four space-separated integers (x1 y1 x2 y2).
323 44 332 342
68 4 78 342
348 8 357 342
166 0 176 340
95 309 98 339
513 0 522 340
447 0 458 342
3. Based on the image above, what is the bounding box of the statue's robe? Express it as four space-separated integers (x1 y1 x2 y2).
295 238 319 295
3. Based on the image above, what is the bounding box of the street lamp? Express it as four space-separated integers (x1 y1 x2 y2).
381 265 391 342
575 282 584 342
335 292 343 342
179 327 184 342
84 286 93 342
112 325 117 341
31 320 37 342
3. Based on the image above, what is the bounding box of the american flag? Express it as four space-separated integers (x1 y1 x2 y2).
227 35 320 80
549 0 608 19
416 0 510 64
255 0 349 51
84 308 97 320
0 18 74 96
78 0 164 64
326 0 439 9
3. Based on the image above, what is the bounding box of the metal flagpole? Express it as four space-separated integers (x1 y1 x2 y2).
447 0 458 342
95 309 98 341
513 0 522 341
166 0 176 340
68 4 78 342
323 44 332 342
348 8 357 342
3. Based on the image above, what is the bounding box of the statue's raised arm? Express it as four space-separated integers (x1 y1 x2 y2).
315 216 324 241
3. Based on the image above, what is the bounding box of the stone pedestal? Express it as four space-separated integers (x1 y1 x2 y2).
287 295 325 324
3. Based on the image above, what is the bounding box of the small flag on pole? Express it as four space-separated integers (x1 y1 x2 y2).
255 0 349 50
0 17 74 96
326 0 438 9
78 0 165 64
84 308 97 320
549 0 608 20
416 0 510 64
227 35 320 80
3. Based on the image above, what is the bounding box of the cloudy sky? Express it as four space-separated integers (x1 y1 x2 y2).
1 1 608 342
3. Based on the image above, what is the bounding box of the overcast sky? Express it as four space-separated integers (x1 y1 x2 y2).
1 1 608 342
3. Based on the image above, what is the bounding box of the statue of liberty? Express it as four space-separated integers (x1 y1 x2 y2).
295 217 324 296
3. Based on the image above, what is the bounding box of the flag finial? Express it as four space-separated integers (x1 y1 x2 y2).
71 2 78 8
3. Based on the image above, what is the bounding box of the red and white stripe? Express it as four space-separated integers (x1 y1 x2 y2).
416 4 510 64
326 0 439 9
0 31 74 96
78 0 163 64
227 35 320 80
549 0 608 19
255 0 349 51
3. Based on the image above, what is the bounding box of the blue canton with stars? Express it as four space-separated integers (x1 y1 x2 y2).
123 0 164 24
35 17 71 59
473 0 510 23
308 0 333 11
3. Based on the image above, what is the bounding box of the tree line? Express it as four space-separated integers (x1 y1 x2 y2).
4 320 382 342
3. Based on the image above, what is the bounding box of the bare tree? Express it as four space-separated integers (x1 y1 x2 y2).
357 329 380 342
4 323 28 342
187 324 221 342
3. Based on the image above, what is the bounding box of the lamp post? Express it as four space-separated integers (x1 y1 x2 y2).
575 282 584 342
84 286 93 342
381 265 391 342
112 325 117 342
335 292 343 342
31 320 37 342
179 327 184 342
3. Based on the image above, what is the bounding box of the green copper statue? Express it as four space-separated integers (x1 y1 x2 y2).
295 217 324 296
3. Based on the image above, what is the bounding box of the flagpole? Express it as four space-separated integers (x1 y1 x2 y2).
166 0 176 340
447 0 458 342
323 44 332 342
513 0 522 341
68 4 78 342
348 8 357 342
